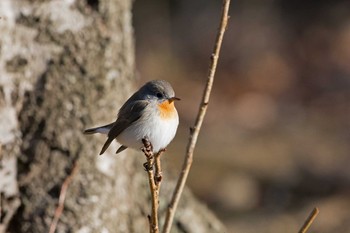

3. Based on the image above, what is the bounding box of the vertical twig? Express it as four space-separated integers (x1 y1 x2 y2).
49 161 79 233
142 138 160 233
298 207 319 233
162 1 231 232
154 151 163 186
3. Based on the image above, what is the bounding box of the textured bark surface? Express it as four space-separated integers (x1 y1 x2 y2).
0 0 225 232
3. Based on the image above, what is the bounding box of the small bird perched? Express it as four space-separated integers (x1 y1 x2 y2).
84 80 180 155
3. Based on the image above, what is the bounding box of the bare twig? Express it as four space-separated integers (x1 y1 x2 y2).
142 138 159 233
298 207 319 233
0 195 20 233
162 1 231 232
154 151 163 186
49 161 79 233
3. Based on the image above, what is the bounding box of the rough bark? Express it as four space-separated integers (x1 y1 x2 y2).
0 0 225 232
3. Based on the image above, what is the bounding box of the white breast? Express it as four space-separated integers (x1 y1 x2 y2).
116 109 179 153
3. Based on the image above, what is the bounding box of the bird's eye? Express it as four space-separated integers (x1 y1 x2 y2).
156 92 163 98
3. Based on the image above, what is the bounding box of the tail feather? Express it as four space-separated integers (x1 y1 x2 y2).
116 145 128 154
83 123 114 135
99 137 114 155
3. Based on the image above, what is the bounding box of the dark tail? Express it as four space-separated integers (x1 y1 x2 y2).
83 123 114 135
99 137 114 155
83 127 99 134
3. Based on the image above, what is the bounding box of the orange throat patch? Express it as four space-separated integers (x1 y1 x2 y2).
158 100 177 119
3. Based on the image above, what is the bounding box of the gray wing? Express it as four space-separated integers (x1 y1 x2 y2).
99 100 149 155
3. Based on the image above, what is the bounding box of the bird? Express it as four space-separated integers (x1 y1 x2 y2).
84 80 180 155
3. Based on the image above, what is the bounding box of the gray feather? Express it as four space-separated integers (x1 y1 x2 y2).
116 145 128 154
84 123 114 135
99 100 149 155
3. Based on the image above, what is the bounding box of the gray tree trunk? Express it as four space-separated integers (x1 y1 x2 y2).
0 0 225 232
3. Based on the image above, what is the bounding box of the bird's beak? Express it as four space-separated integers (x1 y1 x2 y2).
169 97 181 102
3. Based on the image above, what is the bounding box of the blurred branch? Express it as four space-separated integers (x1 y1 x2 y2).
0 146 20 233
298 207 319 233
162 1 231 232
49 161 79 233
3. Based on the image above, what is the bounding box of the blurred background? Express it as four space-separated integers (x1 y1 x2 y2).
133 0 350 232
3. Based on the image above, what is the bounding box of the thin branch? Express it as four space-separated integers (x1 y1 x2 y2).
0 195 20 233
154 151 163 186
298 207 319 233
49 161 79 233
162 1 231 232
142 138 159 233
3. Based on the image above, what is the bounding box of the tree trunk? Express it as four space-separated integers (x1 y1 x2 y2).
0 0 225 232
